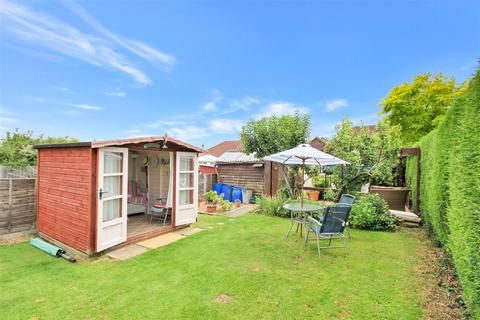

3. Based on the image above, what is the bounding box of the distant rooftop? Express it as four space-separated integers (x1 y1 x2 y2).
216 151 260 164
207 140 242 157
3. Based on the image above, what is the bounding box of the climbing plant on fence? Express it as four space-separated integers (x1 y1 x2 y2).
406 67 480 318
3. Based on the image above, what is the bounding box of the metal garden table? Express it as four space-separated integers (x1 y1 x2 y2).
283 203 323 238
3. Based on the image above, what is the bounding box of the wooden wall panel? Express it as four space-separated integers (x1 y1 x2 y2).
37 147 94 253
0 178 35 234
217 163 264 196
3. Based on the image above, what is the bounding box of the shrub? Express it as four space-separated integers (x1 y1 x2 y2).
323 188 337 201
220 200 232 212
404 67 480 317
205 190 218 204
255 195 288 217
349 194 398 231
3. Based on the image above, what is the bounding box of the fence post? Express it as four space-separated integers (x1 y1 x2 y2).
7 178 12 232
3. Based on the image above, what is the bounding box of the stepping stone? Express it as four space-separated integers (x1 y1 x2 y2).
137 233 185 249
107 244 148 260
174 227 203 236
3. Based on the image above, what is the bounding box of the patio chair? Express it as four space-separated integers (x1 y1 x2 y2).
338 194 355 206
304 205 351 258
146 198 170 226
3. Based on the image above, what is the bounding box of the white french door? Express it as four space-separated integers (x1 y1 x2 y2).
175 152 198 226
97 147 128 252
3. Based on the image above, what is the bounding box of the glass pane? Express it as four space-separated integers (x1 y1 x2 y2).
103 198 122 222
179 173 194 188
180 156 194 171
179 189 193 205
104 152 123 173
103 176 122 197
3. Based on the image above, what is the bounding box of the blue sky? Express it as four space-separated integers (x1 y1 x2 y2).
0 0 478 148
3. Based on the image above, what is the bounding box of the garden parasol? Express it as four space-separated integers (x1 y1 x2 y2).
263 144 348 206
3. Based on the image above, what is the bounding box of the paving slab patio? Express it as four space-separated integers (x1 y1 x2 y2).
106 244 149 260
136 232 185 249
173 227 203 236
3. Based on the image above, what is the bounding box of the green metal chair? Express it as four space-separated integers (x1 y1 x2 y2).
304 205 351 258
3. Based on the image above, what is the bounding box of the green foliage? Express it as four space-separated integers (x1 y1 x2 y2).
405 67 480 317
312 174 328 188
325 119 400 193
349 194 398 231
205 190 218 204
241 112 311 158
381 73 466 145
255 195 288 217
278 180 294 199
0 129 77 168
323 188 337 201
220 200 232 212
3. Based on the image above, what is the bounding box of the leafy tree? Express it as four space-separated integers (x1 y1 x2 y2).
241 112 311 197
380 73 466 145
241 112 311 158
0 129 78 168
325 119 400 193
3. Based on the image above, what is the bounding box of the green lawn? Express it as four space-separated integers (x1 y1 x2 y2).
0 213 428 319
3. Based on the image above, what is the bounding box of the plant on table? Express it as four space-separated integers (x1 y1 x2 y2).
349 194 398 231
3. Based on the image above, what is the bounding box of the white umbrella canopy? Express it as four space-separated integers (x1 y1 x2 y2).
263 144 349 206
263 144 349 166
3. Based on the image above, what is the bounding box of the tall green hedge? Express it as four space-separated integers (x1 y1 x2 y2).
406 68 480 318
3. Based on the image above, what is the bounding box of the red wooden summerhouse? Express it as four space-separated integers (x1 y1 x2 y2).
34 136 203 255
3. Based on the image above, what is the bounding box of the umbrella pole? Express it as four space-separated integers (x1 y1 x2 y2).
301 159 305 208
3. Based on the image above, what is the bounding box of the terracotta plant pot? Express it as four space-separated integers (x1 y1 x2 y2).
235 199 241 207
206 204 217 213
309 191 320 201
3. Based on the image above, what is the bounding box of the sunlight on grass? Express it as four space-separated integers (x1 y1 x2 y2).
0 213 426 319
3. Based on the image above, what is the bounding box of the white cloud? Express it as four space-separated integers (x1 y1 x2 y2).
61 0 176 68
27 96 45 102
257 102 310 118
72 104 102 110
168 126 209 142
202 89 223 112
0 116 19 124
53 86 69 91
0 0 175 85
209 118 243 134
105 91 126 97
324 99 349 112
63 109 80 116
147 120 186 128
0 107 21 130
226 96 260 113
203 102 217 112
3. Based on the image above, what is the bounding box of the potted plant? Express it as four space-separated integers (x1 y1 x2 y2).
205 190 218 213
235 199 241 207
309 190 320 201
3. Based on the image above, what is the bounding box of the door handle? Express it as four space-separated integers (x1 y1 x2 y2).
98 189 109 200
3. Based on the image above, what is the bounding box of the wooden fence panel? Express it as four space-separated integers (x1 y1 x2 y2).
0 178 36 235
